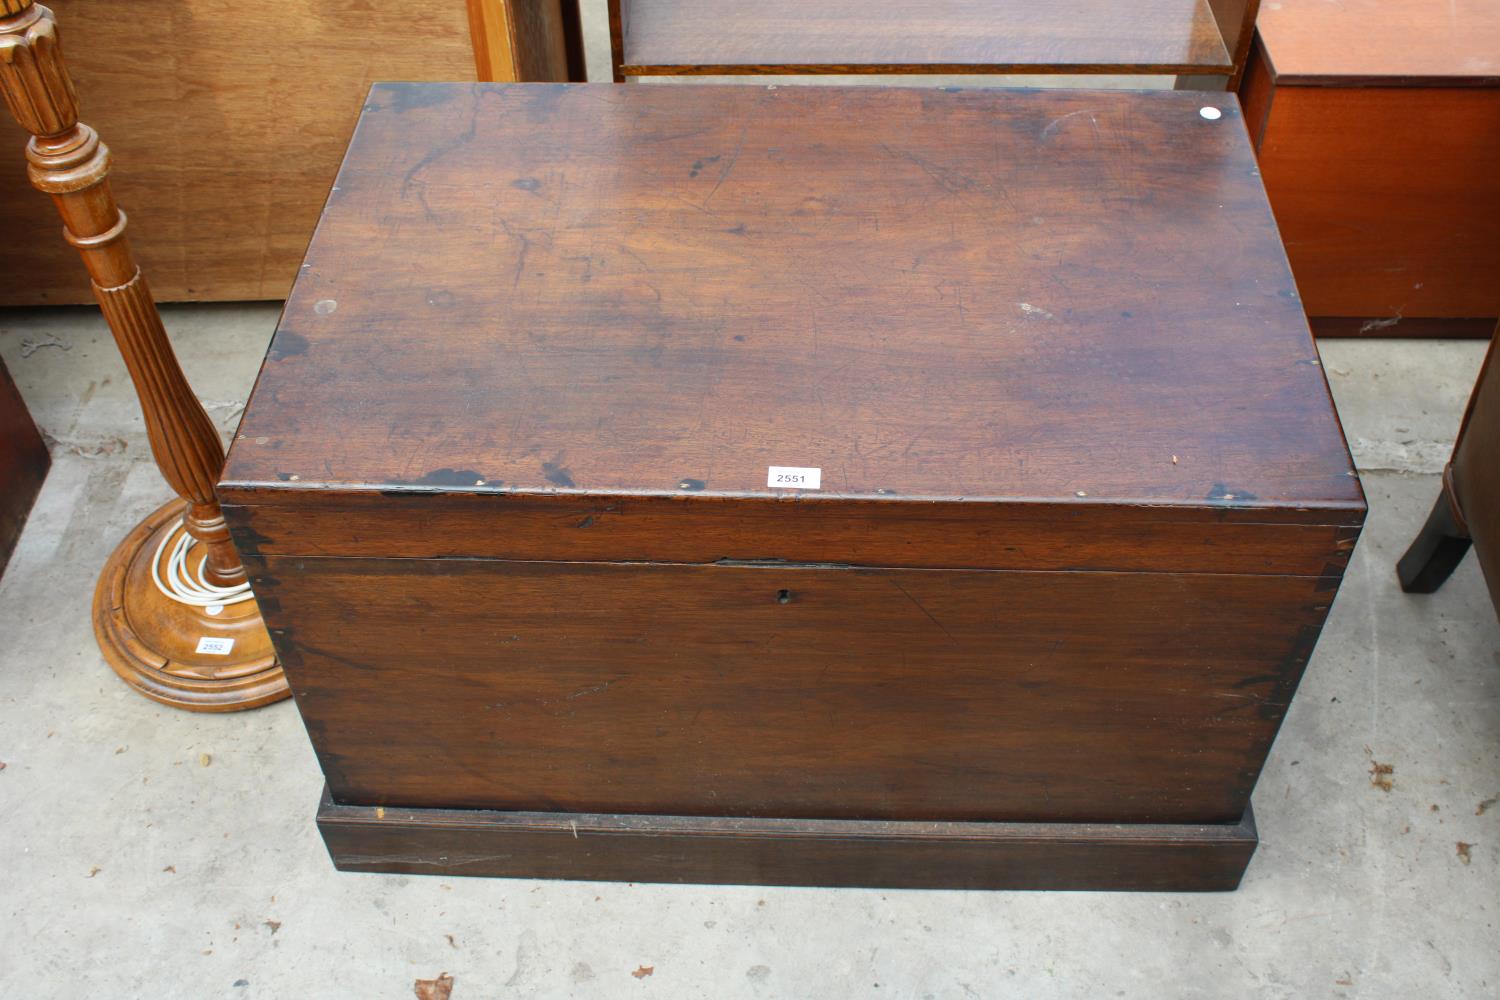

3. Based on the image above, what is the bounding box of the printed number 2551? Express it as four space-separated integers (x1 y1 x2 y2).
776 473 806 484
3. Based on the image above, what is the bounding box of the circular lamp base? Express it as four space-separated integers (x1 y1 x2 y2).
93 498 289 712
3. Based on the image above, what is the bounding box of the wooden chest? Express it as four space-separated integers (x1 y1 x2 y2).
221 83 1365 891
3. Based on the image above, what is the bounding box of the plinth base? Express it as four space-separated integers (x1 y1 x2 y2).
316 788 1258 892
93 498 288 711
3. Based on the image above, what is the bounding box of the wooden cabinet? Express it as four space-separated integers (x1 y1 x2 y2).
1240 0 1500 337
221 83 1362 890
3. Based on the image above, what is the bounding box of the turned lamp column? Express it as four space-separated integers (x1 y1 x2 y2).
0 0 287 710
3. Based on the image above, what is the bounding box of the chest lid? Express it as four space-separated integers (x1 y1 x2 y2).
220 83 1363 574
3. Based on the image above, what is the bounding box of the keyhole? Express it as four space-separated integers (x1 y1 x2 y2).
776 589 792 604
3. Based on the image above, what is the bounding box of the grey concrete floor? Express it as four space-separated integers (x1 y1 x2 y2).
1 304 1497 998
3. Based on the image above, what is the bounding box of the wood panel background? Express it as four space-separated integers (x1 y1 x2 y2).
0 0 479 306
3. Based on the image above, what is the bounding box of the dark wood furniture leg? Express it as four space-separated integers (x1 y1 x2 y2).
559 0 586 82
0 356 48 579
0 0 287 709
606 0 625 82
1398 471 1473 593
1397 327 1500 611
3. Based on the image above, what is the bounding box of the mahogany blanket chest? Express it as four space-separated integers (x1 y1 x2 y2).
220 82 1365 891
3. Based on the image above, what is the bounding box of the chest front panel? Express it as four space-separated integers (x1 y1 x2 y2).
254 553 1333 825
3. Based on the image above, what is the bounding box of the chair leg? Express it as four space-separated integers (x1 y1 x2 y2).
1397 482 1472 594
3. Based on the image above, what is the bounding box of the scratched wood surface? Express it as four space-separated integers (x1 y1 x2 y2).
611 0 1232 75
255 555 1331 823
222 83 1360 537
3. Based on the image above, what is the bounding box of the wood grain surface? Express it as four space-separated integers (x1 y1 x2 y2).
221 83 1360 531
1255 0 1500 85
0 0 477 306
613 0 1232 75
224 490 1360 575
318 789 1260 890
259 555 1335 824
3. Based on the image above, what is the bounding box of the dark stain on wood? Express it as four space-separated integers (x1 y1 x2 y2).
266 330 309 361
542 461 576 489
411 468 487 487
385 84 455 115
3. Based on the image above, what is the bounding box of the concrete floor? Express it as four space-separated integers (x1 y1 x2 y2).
1 301 1497 998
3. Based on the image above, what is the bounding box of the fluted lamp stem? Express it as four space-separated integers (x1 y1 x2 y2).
1 0 287 710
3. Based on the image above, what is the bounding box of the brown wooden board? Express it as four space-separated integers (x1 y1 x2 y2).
0 0 478 307
612 0 1232 76
259 555 1334 824
226 491 1358 576
318 788 1260 891
1311 318 1499 340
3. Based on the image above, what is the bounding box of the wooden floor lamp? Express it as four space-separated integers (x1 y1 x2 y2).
0 0 287 710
